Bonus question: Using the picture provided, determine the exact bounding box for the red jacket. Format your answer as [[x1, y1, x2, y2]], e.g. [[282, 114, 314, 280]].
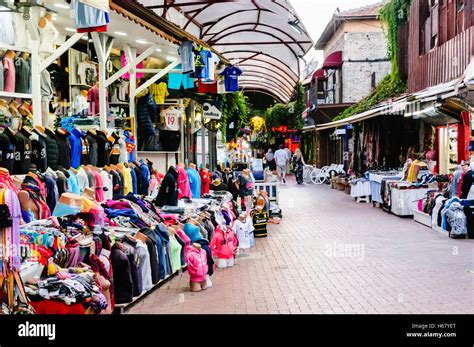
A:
[[200, 169, 211, 197]]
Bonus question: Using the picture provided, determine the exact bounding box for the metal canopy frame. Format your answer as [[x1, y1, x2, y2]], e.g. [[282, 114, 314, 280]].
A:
[[138, 0, 314, 102]]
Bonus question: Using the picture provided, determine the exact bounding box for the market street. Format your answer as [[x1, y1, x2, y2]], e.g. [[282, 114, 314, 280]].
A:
[[128, 178, 474, 314]]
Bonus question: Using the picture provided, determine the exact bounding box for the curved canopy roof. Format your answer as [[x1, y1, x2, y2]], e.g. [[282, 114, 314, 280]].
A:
[[138, 0, 314, 102]]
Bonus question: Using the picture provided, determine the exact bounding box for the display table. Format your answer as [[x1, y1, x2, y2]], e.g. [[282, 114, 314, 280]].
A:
[[368, 172, 402, 204], [390, 186, 436, 216], [350, 179, 371, 198]]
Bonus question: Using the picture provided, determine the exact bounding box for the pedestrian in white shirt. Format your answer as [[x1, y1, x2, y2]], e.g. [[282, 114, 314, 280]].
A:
[[274, 144, 289, 184]]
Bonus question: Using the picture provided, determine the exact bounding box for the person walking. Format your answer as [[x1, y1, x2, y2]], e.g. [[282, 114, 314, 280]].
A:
[[265, 148, 276, 172], [284, 146, 292, 175], [292, 148, 305, 184], [274, 144, 289, 184]]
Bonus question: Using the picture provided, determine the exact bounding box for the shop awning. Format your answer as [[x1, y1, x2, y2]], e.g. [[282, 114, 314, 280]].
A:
[[312, 68, 327, 81], [135, 0, 315, 102], [322, 51, 343, 70], [316, 105, 390, 131]]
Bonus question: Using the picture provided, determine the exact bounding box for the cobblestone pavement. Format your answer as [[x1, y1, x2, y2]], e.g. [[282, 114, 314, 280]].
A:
[[128, 178, 474, 314]]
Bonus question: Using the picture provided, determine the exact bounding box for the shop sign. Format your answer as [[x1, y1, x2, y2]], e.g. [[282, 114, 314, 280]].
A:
[[203, 100, 222, 120], [343, 152, 349, 161], [335, 129, 346, 135]]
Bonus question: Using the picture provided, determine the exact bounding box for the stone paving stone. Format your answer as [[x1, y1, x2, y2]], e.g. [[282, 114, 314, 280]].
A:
[[128, 177, 474, 314]]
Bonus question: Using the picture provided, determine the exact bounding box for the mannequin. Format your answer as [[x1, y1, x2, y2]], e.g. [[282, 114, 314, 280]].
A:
[[8, 100, 21, 130], [154, 166, 179, 207], [188, 243, 208, 292], [18, 190, 40, 220], [3, 50, 16, 93], [34, 125, 45, 134], [52, 193, 83, 217], [186, 163, 201, 199], [18, 101, 33, 120], [199, 167, 211, 197], [38, 12, 59, 55]]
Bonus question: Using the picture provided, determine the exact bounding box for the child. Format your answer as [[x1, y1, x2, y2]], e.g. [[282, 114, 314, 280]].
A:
[[232, 212, 255, 255]]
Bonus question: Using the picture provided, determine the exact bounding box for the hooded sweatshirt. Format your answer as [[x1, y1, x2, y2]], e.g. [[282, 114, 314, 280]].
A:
[[155, 167, 179, 207], [176, 165, 191, 199], [185, 246, 208, 283], [210, 225, 238, 260]]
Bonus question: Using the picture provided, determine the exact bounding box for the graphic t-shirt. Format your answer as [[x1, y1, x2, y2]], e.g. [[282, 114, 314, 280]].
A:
[[220, 66, 242, 92], [232, 218, 255, 249], [193, 46, 212, 79], [149, 82, 169, 105], [250, 209, 268, 238], [178, 40, 195, 73], [160, 108, 181, 131]]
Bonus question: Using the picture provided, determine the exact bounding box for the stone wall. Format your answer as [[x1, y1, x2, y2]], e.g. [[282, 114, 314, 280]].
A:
[[342, 61, 392, 103]]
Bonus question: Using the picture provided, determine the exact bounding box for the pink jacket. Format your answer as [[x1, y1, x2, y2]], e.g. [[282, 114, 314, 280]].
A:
[[185, 246, 208, 283], [176, 229, 192, 257], [210, 226, 239, 260], [177, 165, 191, 199]]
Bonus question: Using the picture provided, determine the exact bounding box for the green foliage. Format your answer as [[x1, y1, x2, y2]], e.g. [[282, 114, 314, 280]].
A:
[[220, 92, 249, 141], [334, 0, 411, 121], [263, 82, 305, 131], [334, 75, 406, 121], [379, 0, 412, 80]]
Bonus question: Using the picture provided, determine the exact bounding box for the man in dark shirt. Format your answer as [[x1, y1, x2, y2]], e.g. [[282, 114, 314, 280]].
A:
[[460, 161, 473, 199]]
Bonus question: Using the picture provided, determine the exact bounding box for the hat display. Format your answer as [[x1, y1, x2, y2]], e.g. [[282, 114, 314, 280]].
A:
[[461, 160, 470, 166]]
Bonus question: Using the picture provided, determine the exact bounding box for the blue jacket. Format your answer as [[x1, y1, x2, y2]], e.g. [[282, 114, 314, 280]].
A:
[[155, 224, 173, 277], [130, 167, 138, 194], [68, 128, 83, 168], [136, 94, 157, 136], [186, 168, 201, 198]]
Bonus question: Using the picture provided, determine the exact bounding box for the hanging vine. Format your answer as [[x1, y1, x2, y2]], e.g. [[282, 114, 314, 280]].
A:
[[379, 0, 412, 81], [334, 0, 411, 121], [220, 92, 249, 141]]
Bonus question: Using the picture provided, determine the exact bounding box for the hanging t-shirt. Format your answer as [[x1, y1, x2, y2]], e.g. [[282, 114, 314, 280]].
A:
[[3, 57, 15, 93], [15, 57, 30, 94], [160, 108, 181, 131], [232, 218, 255, 249], [250, 209, 268, 238], [0, 10, 15, 45], [149, 82, 169, 105], [121, 52, 144, 80], [202, 53, 220, 82], [87, 85, 108, 116], [73, 0, 109, 31], [220, 66, 242, 92], [193, 46, 212, 79], [178, 41, 195, 74]]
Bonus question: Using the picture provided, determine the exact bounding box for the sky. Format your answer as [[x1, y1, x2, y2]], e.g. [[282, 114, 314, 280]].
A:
[[290, 0, 383, 76]]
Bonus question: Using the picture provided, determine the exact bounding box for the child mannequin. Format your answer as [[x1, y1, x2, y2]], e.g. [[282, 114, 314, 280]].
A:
[[232, 211, 255, 255], [186, 243, 208, 292]]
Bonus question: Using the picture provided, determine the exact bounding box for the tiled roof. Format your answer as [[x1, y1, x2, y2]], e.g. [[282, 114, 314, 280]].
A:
[[337, 2, 386, 18]]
